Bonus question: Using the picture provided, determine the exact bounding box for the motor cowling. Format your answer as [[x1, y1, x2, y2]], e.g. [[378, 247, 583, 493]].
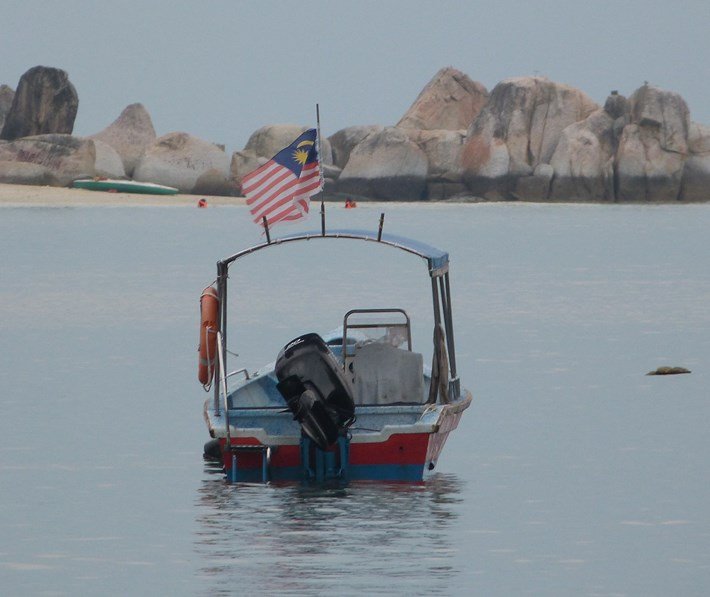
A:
[[275, 333, 356, 450]]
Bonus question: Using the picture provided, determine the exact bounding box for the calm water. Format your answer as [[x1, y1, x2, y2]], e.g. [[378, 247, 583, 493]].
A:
[[1, 201, 709, 596]]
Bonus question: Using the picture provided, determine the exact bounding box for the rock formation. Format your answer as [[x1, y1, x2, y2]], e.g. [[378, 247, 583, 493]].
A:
[[242, 124, 333, 165], [329, 125, 383, 170], [267, 72, 709, 203], [322, 68, 486, 200], [461, 77, 598, 200], [400, 128, 468, 199], [92, 139, 126, 179], [393, 68, 487, 200], [646, 366, 691, 375], [515, 164, 554, 203], [89, 103, 156, 177], [229, 150, 267, 194], [0, 134, 96, 186], [548, 106, 616, 201], [615, 85, 689, 202], [337, 127, 428, 200], [0, 85, 14, 132], [2, 63, 710, 202], [244, 125, 309, 160], [397, 66, 488, 131], [0, 66, 78, 141], [681, 122, 710, 201], [133, 132, 231, 194]]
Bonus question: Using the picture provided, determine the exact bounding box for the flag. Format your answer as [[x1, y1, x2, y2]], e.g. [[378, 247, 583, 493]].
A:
[[242, 128, 322, 228]]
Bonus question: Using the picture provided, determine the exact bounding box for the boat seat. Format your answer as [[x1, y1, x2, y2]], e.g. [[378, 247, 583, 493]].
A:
[[349, 342, 425, 405]]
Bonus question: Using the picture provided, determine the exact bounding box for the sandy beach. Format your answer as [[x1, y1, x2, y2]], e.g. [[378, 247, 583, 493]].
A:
[[0, 182, 247, 207]]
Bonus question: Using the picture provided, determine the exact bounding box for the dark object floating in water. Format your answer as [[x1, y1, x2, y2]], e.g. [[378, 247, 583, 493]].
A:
[[646, 366, 691, 376]]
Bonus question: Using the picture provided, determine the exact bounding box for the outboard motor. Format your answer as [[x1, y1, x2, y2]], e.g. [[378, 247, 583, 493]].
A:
[[275, 333, 356, 450]]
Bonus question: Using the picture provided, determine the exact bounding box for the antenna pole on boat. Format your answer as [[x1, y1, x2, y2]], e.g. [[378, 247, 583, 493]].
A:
[[262, 216, 271, 244], [320, 201, 326, 236], [377, 212, 385, 241]]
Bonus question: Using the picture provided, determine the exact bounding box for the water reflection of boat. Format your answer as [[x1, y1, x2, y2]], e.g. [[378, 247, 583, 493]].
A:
[[194, 473, 463, 594], [198, 215, 472, 483]]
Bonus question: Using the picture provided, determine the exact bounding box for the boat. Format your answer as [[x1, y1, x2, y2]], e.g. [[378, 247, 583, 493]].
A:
[[71, 178, 179, 195], [199, 215, 472, 483]]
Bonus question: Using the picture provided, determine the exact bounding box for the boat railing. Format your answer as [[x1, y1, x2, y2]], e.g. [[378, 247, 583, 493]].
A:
[[342, 308, 412, 350], [225, 368, 250, 382], [449, 377, 461, 401], [342, 308, 412, 374], [215, 330, 232, 446]]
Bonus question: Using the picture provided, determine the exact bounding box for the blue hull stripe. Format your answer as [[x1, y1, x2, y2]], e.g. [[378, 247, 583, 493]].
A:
[[225, 463, 426, 483]]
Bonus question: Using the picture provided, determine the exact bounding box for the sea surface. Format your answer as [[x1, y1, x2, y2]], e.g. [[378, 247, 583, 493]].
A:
[[1, 201, 709, 596]]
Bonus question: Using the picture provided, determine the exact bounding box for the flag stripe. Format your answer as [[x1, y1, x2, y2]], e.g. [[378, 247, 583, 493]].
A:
[[245, 168, 294, 207], [243, 159, 293, 195], [243, 167, 290, 203], [257, 198, 305, 226], [242, 160, 280, 188], [252, 178, 320, 223], [250, 174, 317, 220], [249, 166, 320, 219], [248, 163, 319, 212], [242, 129, 322, 230]]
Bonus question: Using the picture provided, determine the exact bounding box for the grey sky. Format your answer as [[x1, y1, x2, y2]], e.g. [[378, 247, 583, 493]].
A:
[[3, 1, 709, 153]]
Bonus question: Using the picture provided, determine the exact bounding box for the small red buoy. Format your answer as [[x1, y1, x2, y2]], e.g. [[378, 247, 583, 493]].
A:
[[198, 198, 207, 208]]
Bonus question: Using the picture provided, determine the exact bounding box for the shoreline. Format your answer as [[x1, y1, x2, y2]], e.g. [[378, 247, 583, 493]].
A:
[[0, 182, 707, 208], [0, 183, 247, 207]]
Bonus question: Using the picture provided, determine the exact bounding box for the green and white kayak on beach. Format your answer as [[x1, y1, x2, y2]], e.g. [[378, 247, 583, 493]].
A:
[[72, 178, 179, 195]]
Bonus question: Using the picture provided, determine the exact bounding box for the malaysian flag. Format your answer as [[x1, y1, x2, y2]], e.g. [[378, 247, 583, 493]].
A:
[[242, 128, 323, 228]]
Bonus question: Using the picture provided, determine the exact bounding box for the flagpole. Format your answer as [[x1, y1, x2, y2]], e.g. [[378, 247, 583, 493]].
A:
[[316, 103, 323, 189], [316, 103, 325, 234], [316, 104, 323, 192]]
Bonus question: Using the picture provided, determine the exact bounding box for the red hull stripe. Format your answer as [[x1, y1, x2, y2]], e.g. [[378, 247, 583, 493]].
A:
[[222, 433, 431, 470]]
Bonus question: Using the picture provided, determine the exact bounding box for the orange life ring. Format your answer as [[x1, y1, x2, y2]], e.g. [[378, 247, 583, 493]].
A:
[[198, 286, 220, 386]]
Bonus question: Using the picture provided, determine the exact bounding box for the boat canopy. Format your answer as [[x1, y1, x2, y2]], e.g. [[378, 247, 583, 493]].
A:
[[214, 225, 460, 413], [221, 229, 449, 277]]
